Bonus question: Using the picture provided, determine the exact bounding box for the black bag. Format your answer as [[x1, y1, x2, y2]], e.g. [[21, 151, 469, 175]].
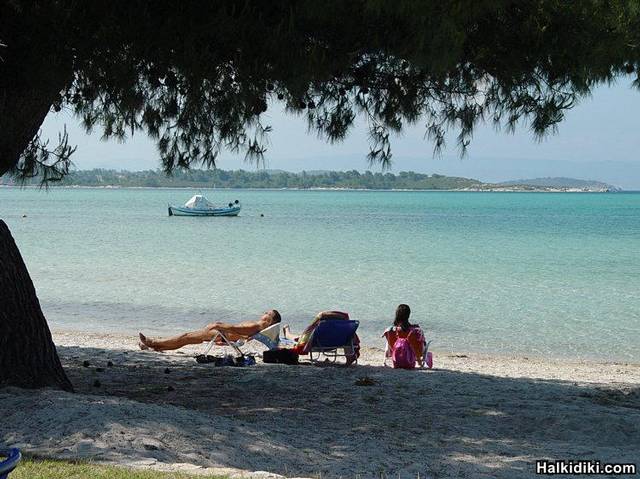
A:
[[262, 348, 299, 365]]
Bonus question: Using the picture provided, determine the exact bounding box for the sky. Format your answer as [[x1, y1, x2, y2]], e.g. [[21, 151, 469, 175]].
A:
[[41, 79, 640, 189]]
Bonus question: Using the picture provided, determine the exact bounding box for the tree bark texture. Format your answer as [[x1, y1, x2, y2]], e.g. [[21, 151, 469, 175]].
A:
[[0, 219, 73, 392]]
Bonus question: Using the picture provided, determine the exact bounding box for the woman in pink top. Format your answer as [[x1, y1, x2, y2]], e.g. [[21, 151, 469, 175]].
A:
[[383, 304, 428, 367]]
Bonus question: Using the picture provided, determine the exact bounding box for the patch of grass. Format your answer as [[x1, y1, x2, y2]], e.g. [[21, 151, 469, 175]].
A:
[[10, 458, 230, 479]]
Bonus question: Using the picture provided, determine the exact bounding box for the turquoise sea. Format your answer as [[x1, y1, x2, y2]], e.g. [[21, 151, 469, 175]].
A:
[[1, 187, 639, 361]]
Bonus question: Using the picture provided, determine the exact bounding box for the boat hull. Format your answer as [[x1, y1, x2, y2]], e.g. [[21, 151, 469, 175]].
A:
[[168, 205, 241, 216]]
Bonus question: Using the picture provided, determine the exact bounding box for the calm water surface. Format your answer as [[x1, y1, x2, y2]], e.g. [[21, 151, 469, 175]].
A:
[[1, 187, 639, 361]]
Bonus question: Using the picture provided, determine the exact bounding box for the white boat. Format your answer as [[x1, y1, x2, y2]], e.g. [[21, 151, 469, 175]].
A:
[[168, 194, 241, 217]]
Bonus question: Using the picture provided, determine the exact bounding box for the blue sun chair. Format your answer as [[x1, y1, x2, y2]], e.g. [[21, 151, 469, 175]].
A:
[[0, 448, 21, 479], [308, 319, 360, 364]]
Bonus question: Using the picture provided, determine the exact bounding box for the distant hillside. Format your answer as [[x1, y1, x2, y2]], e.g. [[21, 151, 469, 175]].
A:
[[499, 177, 621, 191], [1, 169, 621, 192], [1, 168, 482, 190]]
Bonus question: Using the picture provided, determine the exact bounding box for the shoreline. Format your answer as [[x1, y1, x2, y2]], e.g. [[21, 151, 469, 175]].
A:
[[0, 184, 626, 193], [50, 329, 640, 380], [3, 329, 639, 478], [50, 327, 640, 366]]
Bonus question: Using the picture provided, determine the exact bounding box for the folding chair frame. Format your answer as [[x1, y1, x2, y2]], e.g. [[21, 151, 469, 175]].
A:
[[0, 448, 21, 479], [200, 323, 281, 358], [309, 339, 358, 364], [202, 331, 245, 357]]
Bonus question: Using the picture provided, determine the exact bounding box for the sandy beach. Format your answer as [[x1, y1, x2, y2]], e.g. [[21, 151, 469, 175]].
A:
[[1, 330, 639, 478]]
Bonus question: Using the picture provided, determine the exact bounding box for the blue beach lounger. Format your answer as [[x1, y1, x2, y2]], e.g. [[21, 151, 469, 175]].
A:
[[0, 448, 21, 479], [307, 319, 360, 363]]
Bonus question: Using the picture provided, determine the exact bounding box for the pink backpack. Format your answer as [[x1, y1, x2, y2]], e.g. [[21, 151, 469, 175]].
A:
[[391, 334, 416, 369]]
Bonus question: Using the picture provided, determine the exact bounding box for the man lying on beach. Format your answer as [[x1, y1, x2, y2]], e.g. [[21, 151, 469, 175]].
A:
[[138, 309, 281, 351]]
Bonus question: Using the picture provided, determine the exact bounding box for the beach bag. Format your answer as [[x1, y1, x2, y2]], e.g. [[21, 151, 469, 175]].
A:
[[263, 348, 299, 365], [391, 335, 416, 369]]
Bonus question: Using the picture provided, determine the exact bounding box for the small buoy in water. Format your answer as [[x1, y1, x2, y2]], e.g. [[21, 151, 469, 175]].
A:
[[22, 214, 27, 218], [260, 213, 264, 217]]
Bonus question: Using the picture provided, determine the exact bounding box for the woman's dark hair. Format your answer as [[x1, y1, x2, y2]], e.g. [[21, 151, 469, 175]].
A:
[[394, 304, 411, 331], [270, 309, 282, 323]]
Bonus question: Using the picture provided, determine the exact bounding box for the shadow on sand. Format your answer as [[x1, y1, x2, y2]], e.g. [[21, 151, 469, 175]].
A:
[[1, 344, 639, 478]]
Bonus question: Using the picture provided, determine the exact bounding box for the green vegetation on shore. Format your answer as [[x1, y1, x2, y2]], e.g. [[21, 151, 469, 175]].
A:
[[11, 458, 228, 479], [1, 168, 620, 191], [4, 168, 482, 190]]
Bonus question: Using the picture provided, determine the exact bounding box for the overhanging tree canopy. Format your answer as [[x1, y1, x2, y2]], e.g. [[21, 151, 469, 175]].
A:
[[2, 0, 639, 184], [1, 0, 640, 391]]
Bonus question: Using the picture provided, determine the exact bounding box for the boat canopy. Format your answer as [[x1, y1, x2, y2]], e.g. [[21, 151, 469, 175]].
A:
[[184, 195, 214, 209]]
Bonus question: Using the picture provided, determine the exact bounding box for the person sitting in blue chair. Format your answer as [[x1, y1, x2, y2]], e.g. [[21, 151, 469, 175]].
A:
[[283, 311, 360, 365]]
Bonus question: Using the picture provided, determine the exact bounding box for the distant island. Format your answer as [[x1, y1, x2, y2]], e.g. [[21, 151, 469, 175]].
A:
[[0, 169, 621, 192], [496, 177, 619, 191]]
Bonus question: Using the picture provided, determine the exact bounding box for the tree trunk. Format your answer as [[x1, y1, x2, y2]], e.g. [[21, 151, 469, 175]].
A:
[[0, 220, 73, 392]]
